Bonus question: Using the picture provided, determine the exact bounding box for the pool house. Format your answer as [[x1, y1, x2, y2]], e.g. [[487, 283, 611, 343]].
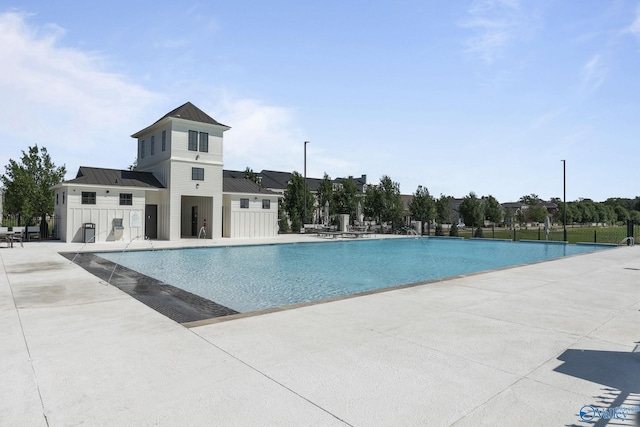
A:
[[52, 102, 280, 242]]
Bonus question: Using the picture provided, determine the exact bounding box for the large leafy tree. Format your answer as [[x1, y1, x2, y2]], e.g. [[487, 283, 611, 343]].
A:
[[409, 185, 435, 234], [333, 176, 358, 219], [483, 195, 503, 226], [436, 195, 453, 225], [459, 192, 484, 234], [378, 175, 404, 232], [519, 194, 541, 206], [316, 173, 334, 213], [363, 184, 383, 224], [2, 145, 66, 225], [282, 171, 314, 230], [519, 193, 546, 224]]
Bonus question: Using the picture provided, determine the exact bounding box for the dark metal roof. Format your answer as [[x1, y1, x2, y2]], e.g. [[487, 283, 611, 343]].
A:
[[153, 102, 229, 128], [223, 177, 278, 195], [65, 167, 165, 188], [259, 170, 324, 192], [223, 170, 248, 180]]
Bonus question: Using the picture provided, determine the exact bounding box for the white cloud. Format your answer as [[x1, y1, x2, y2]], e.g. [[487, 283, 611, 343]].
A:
[[0, 11, 163, 177], [0, 10, 351, 183], [459, 0, 524, 64], [213, 95, 357, 177], [214, 97, 304, 172], [581, 54, 607, 92], [627, 6, 640, 39]]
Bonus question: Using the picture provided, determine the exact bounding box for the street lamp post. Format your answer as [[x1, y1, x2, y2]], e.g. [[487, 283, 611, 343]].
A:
[[304, 141, 309, 230], [561, 159, 567, 241]]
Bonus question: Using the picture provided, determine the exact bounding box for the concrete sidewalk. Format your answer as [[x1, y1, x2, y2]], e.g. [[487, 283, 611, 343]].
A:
[[1, 238, 639, 426]]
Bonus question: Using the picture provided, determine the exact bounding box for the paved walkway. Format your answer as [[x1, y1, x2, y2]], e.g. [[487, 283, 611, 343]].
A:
[[1, 237, 639, 426]]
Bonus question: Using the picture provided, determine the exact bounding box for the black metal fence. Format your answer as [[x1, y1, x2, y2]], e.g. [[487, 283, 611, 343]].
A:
[[426, 222, 639, 245], [1, 215, 61, 240]]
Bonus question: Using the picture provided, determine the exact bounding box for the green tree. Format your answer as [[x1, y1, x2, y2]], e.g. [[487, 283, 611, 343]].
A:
[[614, 205, 629, 223], [378, 175, 404, 232], [316, 173, 334, 216], [243, 167, 261, 186], [333, 176, 358, 220], [526, 205, 547, 224], [278, 200, 289, 233], [1, 145, 66, 226], [504, 207, 515, 228], [519, 194, 541, 206], [363, 185, 383, 224], [409, 185, 435, 234], [283, 171, 314, 227], [483, 195, 503, 226], [436, 195, 453, 225], [459, 192, 484, 235]]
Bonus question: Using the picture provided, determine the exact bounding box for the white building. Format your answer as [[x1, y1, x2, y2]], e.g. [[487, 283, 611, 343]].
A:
[[53, 102, 280, 242]]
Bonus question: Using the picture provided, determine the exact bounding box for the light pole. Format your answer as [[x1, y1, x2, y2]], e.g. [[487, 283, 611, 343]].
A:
[[304, 141, 309, 229], [561, 159, 567, 241]]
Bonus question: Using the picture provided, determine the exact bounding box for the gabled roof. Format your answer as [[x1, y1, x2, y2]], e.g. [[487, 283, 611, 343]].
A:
[[62, 167, 165, 188], [258, 170, 333, 192], [131, 102, 229, 137], [153, 102, 229, 127], [223, 170, 248, 180], [259, 170, 292, 190], [223, 177, 278, 195]]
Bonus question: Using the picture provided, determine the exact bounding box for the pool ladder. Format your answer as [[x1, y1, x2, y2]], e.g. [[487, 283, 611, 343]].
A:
[[619, 237, 634, 246]]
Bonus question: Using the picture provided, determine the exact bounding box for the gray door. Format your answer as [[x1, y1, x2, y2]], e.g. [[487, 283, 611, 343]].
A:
[[145, 205, 158, 239]]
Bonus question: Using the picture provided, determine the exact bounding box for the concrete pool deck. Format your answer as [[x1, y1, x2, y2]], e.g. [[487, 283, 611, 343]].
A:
[[1, 236, 639, 426]]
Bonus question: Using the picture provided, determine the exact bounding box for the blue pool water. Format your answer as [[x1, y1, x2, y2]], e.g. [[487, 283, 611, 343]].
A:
[[96, 238, 611, 313]]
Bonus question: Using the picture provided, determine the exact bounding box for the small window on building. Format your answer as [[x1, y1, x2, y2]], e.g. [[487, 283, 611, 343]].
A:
[[162, 130, 166, 151], [192, 167, 204, 181], [62, 192, 65, 204], [240, 198, 249, 209], [119, 193, 133, 206], [188, 130, 198, 151], [81, 192, 96, 205], [199, 132, 208, 152], [56, 193, 59, 205], [140, 140, 145, 158], [150, 135, 155, 155], [262, 199, 270, 209]]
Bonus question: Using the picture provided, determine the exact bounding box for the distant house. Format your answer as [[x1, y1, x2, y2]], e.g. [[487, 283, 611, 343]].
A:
[[53, 102, 279, 242], [502, 200, 558, 225]]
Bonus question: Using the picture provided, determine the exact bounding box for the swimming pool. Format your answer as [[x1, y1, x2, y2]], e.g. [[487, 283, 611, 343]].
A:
[[96, 238, 611, 314]]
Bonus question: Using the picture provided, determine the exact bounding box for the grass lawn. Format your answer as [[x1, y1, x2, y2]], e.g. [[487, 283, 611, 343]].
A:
[[437, 225, 633, 245]]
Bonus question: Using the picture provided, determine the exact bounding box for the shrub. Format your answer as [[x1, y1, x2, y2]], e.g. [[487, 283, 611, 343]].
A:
[[291, 215, 301, 233], [279, 216, 289, 233], [474, 227, 483, 238], [435, 224, 444, 236], [449, 223, 459, 237]]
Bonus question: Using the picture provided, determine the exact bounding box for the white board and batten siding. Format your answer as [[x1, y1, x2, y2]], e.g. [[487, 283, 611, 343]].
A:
[[223, 193, 279, 238], [61, 186, 149, 243]]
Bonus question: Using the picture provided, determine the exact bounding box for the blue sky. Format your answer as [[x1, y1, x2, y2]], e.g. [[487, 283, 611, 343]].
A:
[[1, 1, 639, 202]]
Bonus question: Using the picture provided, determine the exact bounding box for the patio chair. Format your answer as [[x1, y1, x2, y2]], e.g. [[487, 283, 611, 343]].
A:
[[0, 227, 9, 247], [26, 226, 40, 241], [11, 226, 25, 247]]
